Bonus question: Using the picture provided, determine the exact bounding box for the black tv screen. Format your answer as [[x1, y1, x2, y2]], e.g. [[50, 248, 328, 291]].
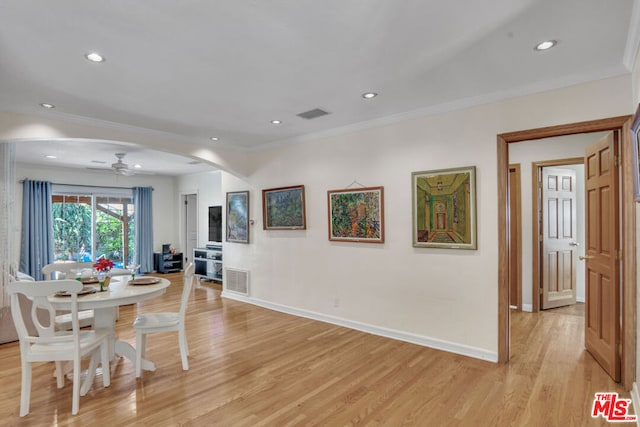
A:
[[208, 206, 222, 242]]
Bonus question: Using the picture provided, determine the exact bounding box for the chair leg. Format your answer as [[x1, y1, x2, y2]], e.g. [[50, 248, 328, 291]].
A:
[[72, 358, 80, 415], [55, 361, 65, 388], [19, 359, 31, 417], [178, 328, 189, 370], [101, 342, 111, 388], [81, 351, 99, 397], [135, 331, 145, 378]]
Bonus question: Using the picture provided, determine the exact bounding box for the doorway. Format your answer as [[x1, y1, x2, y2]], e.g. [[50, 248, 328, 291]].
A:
[[497, 115, 636, 389], [181, 193, 198, 265]]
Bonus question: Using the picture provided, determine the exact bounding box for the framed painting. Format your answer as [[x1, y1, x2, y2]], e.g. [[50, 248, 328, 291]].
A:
[[226, 191, 249, 243], [412, 166, 477, 249], [327, 186, 384, 243], [631, 102, 640, 202], [262, 185, 306, 230]]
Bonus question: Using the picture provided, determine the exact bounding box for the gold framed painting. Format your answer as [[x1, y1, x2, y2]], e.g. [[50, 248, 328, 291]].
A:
[[411, 166, 477, 249], [327, 186, 384, 243]]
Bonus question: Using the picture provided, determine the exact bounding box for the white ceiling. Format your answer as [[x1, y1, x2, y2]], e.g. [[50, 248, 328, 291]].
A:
[[1, 0, 638, 174]]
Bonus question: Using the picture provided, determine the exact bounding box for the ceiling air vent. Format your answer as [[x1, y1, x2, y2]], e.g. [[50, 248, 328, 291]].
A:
[[296, 108, 330, 120]]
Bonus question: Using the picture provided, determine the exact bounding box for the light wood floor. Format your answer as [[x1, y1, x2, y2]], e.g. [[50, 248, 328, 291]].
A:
[[0, 274, 631, 426]]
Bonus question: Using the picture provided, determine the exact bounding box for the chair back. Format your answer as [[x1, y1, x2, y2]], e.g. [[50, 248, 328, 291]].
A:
[[42, 262, 94, 280], [7, 280, 83, 343], [179, 263, 195, 319]]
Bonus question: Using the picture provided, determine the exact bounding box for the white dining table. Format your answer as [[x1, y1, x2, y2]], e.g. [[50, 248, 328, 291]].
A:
[[49, 275, 170, 391]]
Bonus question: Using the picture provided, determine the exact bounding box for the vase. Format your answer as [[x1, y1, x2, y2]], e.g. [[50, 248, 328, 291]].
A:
[[98, 271, 111, 292]]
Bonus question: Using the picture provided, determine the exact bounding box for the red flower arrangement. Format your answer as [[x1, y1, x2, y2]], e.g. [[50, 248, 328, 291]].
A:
[[94, 257, 114, 272]]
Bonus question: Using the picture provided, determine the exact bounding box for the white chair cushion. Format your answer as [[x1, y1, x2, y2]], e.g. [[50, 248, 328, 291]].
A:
[[134, 313, 180, 328], [16, 272, 35, 281]]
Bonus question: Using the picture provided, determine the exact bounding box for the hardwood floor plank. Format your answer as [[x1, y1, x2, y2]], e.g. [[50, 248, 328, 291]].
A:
[[0, 278, 631, 425]]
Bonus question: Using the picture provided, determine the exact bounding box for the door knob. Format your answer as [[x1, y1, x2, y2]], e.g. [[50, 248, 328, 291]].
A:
[[569, 241, 580, 246], [579, 255, 594, 260]]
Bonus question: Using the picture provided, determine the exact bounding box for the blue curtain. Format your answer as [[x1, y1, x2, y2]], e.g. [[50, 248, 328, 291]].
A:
[[20, 180, 53, 280], [133, 187, 154, 273]]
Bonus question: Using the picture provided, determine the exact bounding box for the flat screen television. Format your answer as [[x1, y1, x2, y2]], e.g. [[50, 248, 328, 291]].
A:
[[208, 206, 222, 243]]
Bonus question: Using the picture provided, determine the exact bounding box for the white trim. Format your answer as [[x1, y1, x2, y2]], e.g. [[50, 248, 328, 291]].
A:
[[522, 304, 533, 312], [623, 0, 640, 71], [631, 382, 640, 427], [576, 297, 585, 303], [221, 291, 498, 363]]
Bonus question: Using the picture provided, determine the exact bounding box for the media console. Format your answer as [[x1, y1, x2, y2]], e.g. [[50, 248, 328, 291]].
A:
[[193, 244, 222, 281]]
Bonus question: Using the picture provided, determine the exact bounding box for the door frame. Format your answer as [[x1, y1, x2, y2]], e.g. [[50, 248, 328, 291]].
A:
[[508, 164, 522, 310], [497, 115, 636, 390], [531, 157, 584, 312]]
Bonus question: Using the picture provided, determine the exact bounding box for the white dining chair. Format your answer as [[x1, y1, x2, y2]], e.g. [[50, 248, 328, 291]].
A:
[[133, 262, 195, 377], [42, 262, 95, 330], [7, 279, 111, 416]]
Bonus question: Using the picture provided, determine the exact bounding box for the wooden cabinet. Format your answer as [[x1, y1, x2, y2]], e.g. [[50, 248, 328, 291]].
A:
[[154, 252, 183, 273]]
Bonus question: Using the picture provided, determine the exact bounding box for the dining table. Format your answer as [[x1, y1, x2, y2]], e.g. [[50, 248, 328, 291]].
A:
[[49, 275, 171, 393]]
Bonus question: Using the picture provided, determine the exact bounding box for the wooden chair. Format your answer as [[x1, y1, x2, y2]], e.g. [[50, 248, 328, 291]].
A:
[[7, 279, 111, 416], [133, 262, 195, 377], [42, 262, 95, 330]]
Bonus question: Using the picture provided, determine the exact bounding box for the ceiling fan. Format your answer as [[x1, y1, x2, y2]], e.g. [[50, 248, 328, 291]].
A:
[[87, 152, 150, 176]]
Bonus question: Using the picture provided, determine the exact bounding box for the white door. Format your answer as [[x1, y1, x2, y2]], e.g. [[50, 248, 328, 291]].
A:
[[184, 194, 198, 264]]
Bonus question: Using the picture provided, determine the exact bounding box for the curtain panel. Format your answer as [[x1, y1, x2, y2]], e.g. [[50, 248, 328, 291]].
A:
[[133, 187, 154, 273], [19, 180, 54, 280]]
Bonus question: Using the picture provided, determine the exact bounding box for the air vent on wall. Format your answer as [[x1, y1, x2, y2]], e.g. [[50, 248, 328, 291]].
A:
[[225, 268, 249, 296], [296, 108, 330, 120]]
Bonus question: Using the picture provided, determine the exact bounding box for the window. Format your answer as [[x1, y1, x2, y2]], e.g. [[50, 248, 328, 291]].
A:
[[52, 189, 135, 268]]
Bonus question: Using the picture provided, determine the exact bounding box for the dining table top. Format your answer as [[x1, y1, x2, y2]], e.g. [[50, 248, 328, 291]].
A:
[[49, 276, 171, 310]]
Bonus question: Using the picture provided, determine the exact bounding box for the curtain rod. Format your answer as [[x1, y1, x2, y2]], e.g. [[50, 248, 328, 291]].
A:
[[18, 180, 154, 191]]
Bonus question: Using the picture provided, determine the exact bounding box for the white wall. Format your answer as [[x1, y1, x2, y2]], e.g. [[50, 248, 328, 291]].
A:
[[509, 134, 605, 310], [222, 75, 633, 361], [13, 162, 179, 265], [176, 171, 223, 250]]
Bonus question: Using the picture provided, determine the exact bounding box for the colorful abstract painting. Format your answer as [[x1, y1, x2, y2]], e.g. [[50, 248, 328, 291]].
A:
[[262, 185, 306, 230], [327, 187, 384, 243], [226, 191, 249, 243], [411, 166, 477, 249]]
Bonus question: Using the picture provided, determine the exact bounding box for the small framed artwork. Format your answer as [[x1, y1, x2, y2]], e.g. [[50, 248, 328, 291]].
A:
[[262, 185, 306, 230], [412, 166, 477, 249], [327, 186, 384, 243], [226, 191, 249, 243], [631, 103, 640, 202]]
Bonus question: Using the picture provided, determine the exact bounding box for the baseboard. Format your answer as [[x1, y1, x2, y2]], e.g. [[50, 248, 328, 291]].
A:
[[221, 291, 498, 363], [632, 383, 640, 426], [522, 304, 533, 312], [576, 297, 585, 303]]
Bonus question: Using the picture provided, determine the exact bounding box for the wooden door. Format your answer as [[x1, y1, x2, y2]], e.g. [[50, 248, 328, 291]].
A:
[[541, 167, 577, 309], [584, 131, 620, 381]]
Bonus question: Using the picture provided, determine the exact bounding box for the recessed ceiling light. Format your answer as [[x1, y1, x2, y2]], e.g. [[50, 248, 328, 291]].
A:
[[270, 120, 282, 125], [134, 164, 142, 169], [45, 155, 57, 159], [85, 52, 105, 63], [210, 137, 219, 141], [40, 103, 55, 109], [534, 40, 557, 51], [362, 92, 378, 99]]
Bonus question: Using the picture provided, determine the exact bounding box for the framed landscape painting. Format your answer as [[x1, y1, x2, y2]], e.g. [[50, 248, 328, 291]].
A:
[[327, 186, 384, 243], [262, 185, 306, 230], [226, 191, 249, 243], [412, 166, 477, 249]]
